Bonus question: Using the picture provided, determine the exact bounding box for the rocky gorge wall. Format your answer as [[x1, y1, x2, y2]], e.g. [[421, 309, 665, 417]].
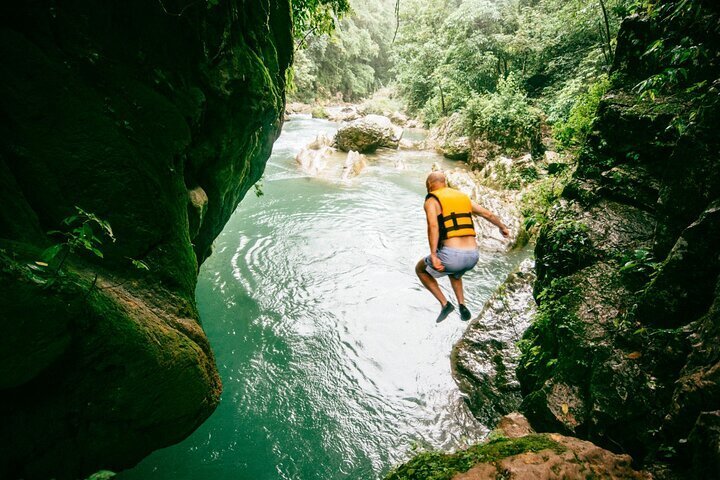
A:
[[0, 1, 292, 478], [514, 1, 720, 476]]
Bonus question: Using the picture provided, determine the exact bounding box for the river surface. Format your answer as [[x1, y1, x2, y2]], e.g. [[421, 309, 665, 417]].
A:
[[120, 116, 527, 480]]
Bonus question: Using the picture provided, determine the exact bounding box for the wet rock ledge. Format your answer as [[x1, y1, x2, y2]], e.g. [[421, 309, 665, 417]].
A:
[[452, 259, 537, 426], [0, 1, 292, 478]]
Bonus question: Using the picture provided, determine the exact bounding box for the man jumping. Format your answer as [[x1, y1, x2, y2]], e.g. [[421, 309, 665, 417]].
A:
[[415, 171, 510, 323]]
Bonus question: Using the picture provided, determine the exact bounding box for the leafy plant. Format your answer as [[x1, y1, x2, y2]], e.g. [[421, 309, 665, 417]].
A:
[[520, 168, 573, 234], [619, 248, 659, 277], [554, 75, 611, 149], [40, 207, 115, 273], [464, 74, 544, 156], [292, 0, 350, 45]]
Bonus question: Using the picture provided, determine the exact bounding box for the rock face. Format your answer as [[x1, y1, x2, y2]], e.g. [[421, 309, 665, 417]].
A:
[[325, 105, 362, 123], [453, 259, 537, 426], [341, 151, 367, 180], [516, 3, 720, 472], [0, 1, 292, 478], [442, 168, 525, 252], [335, 114, 403, 153], [427, 113, 471, 160], [385, 413, 650, 480]]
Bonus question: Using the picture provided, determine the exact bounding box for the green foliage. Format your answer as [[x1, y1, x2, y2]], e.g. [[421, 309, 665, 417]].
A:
[[292, 0, 351, 42], [536, 216, 594, 286], [290, 0, 395, 102], [384, 435, 564, 480], [393, 0, 631, 130], [518, 277, 583, 391], [629, 0, 716, 111], [130, 259, 150, 271], [554, 75, 611, 149], [41, 207, 115, 272], [359, 88, 405, 115], [619, 248, 659, 278], [520, 167, 573, 234], [464, 74, 543, 156]]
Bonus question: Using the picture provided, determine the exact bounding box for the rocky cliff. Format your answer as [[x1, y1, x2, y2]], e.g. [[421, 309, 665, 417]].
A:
[[516, 1, 719, 476], [0, 1, 292, 478]]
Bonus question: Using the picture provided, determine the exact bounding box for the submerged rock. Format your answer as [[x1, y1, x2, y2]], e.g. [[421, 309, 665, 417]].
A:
[[453, 259, 537, 426], [307, 133, 335, 150], [341, 150, 367, 180], [296, 145, 334, 176], [335, 115, 403, 153]]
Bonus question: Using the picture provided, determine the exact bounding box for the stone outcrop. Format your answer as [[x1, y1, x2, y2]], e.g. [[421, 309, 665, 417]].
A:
[[385, 413, 650, 480], [426, 113, 471, 160], [0, 1, 292, 478], [442, 168, 525, 252], [296, 146, 334, 176], [341, 151, 367, 180], [325, 105, 362, 123], [453, 259, 537, 426], [335, 114, 403, 153], [516, 2, 720, 473]]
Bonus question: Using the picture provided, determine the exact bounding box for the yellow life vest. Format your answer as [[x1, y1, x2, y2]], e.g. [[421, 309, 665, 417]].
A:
[[426, 187, 476, 240]]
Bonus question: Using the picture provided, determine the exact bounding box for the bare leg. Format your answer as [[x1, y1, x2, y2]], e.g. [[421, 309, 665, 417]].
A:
[[415, 259, 448, 306], [449, 276, 465, 305]]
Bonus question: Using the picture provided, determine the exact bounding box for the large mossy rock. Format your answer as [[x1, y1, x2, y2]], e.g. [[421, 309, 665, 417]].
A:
[[384, 413, 650, 480], [426, 112, 471, 160], [516, 3, 720, 473], [335, 114, 403, 153], [0, 1, 292, 478]]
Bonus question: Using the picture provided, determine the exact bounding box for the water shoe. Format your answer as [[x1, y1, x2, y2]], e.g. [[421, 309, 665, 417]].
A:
[[436, 303, 455, 323]]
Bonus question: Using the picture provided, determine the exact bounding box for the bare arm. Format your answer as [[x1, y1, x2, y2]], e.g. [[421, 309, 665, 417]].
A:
[[471, 201, 510, 237], [424, 198, 445, 271]]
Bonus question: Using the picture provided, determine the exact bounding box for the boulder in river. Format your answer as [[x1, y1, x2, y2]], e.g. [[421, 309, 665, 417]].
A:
[[452, 259, 536, 426], [326, 105, 362, 123], [389, 110, 408, 126], [341, 150, 367, 180], [335, 115, 403, 153], [426, 112, 471, 160], [296, 145, 334, 176], [307, 133, 335, 150]]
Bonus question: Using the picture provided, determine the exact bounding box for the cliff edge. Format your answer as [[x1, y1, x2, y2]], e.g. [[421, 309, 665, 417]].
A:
[[0, 1, 292, 478]]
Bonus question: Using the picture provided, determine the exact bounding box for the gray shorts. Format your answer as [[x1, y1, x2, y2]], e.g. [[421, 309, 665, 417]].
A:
[[424, 246, 479, 279]]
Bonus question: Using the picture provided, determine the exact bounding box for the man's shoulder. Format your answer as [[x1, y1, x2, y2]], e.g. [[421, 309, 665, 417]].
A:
[[424, 195, 441, 211]]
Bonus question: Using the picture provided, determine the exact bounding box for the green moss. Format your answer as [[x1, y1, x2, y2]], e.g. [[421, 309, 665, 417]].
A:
[[534, 215, 596, 294], [384, 435, 565, 480], [517, 277, 584, 393], [520, 168, 574, 235]]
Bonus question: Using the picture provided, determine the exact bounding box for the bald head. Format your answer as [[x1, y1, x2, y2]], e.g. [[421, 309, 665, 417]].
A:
[[426, 171, 447, 193]]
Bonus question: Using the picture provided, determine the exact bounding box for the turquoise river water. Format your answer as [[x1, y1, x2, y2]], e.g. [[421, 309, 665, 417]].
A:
[[119, 116, 528, 480]]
